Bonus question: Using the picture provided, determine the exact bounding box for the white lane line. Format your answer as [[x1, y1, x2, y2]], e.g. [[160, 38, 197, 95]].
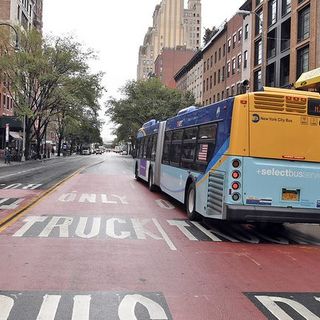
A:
[[152, 218, 177, 251], [36, 295, 61, 320], [191, 221, 222, 242]]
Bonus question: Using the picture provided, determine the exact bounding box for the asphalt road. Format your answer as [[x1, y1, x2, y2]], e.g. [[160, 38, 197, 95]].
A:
[[0, 152, 319, 320]]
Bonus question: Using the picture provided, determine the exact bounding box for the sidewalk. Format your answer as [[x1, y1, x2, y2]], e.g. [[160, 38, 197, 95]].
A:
[[0, 154, 59, 168]]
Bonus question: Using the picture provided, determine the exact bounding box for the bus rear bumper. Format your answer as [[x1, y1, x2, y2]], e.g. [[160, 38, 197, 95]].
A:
[[226, 204, 320, 223]]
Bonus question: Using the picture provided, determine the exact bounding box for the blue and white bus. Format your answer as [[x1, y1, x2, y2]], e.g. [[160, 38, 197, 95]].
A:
[[134, 87, 320, 223]]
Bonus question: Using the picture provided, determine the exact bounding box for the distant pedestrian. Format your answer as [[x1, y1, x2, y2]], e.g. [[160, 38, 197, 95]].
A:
[[4, 147, 11, 164]]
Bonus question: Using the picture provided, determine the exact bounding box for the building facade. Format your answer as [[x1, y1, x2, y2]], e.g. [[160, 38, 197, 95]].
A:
[[137, 0, 201, 80], [250, 0, 320, 91], [154, 47, 196, 88], [174, 50, 203, 104]]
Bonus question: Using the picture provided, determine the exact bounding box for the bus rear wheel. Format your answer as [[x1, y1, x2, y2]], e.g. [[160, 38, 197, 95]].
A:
[[134, 163, 140, 181], [186, 182, 199, 221]]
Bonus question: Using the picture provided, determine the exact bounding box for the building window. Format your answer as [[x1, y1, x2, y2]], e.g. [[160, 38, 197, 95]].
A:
[[227, 61, 231, 77], [254, 69, 262, 91], [282, 0, 291, 16], [266, 62, 276, 87], [227, 38, 231, 52], [223, 44, 226, 56], [297, 45, 309, 78], [244, 24, 249, 39], [214, 51, 217, 63], [238, 29, 242, 42], [298, 5, 310, 42], [214, 72, 217, 86], [210, 55, 213, 68], [218, 48, 221, 60], [231, 85, 235, 96], [232, 58, 236, 75], [217, 93, 220, 101], [233, 34, 237, 48], [218, 69, 221, 83], [244, 50, 248, 68], [210, 76, 212, 89], [254, 40, 262, 66], [255, 9, 263, 36], [280, 55, 290, 87], [281, 19, 291, 52], [256, 0, 262, 6], [268, 0, 278, 26], [237, 54, 242, 69], [203, 61, 206, 71], [222, 66, 225, 81], [267, 29, 277, 58], [221, 91, 224, 100]]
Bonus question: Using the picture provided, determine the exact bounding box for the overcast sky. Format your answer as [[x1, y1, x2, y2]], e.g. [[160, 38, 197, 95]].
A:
[[43, 0, 245, 141]]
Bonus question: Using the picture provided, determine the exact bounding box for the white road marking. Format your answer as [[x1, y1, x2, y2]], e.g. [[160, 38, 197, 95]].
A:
[[39, 217, 73, 238], [106, 218, 131, 239], [129, 181, 136, 190], [71, 295, 91, 320], [152, 218, 177, 251], [13, 216, 47, 237], [168, 220, 198, 241], [255, 295, 320, 320], [36, 295, 61, 320], [155, 199, 175, 210], [75, 217, 101, 239], [118, 294, 168, 320], [0, 295, 14, 320], [191, 222, 222, 242]]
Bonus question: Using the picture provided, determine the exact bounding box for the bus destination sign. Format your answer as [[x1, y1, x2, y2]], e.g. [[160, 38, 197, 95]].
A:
[[308, 99, 320, 116]]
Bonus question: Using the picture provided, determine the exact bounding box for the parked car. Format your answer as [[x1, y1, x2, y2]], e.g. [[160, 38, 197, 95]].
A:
[[81, 148, 90, 155], [120, 150, 128, 155], [95, 149, 102, 154]]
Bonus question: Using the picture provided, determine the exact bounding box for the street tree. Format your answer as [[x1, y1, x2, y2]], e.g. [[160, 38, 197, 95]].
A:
[[106, 78, 195, 145], [0, 29, 104, 159]]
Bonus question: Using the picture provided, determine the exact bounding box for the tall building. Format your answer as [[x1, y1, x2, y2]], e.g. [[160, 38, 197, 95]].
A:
[[137, 0, 201, 80]]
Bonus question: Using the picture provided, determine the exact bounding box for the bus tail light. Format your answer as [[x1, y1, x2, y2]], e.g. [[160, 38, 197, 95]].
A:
[[232, 170, 240, 179], [232, 159, 241, 168], [232, 182, 240, 190]]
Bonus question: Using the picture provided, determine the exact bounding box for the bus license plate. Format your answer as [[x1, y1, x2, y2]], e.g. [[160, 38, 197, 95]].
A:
[[282, 189, 300, 201]]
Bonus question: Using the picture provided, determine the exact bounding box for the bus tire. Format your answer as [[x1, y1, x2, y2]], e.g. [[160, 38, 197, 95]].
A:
[[185, 182, 199, 221], [148, 168, 156, 192]]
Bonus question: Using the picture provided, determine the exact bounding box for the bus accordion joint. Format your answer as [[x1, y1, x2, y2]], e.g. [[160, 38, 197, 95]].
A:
[[282, 155, 306, 160]]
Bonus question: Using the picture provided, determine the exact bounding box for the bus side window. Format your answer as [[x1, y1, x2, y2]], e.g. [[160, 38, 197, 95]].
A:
[[169, 129, 183, 167], [181, 126, 198, 170], [143, 136, 149, 159], [138, 138, 144, 158], [195, 124, 218, 172], [146, 135, 153, 160], [162, 131, 172, 164]]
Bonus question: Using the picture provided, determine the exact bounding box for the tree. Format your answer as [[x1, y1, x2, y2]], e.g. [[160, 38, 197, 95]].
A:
[[203, 26, 219, 45], [106, 78, 195, 144], [0, 29, 104, 159]]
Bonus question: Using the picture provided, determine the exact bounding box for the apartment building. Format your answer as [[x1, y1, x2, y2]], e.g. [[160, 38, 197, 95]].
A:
[[154, 47, 196, 89], [137, 0, 201, 80], [249, 0, 319, 90], [174, 50, 203, 104]]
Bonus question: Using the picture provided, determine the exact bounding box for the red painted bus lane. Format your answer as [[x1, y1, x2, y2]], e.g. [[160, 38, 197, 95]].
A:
[[1, 170, 320, 319]]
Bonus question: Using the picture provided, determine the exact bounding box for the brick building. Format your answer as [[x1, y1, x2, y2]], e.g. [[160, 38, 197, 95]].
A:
[[154, 47, 196, 89], [248, 0, 320, 90]]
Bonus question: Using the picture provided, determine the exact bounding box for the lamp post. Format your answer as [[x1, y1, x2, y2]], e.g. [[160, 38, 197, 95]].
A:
[[236, 9, 264, 90]]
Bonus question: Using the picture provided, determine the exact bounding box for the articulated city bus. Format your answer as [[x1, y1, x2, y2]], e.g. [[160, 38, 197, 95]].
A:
[[134, 87, 320, 223]]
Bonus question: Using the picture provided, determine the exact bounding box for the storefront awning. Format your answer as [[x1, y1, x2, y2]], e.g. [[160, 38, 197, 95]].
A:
[[9, 131, 22, 140], [0, 116, 23, 130], [294, 67, 320, 91]]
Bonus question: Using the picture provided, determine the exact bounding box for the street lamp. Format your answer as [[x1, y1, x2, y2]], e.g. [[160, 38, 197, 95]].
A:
[[236, 9, 264, 90]]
